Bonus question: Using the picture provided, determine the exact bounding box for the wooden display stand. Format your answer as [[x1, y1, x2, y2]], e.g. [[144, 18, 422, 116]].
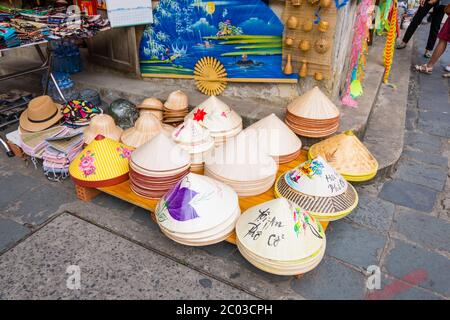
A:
[[74, 150, 329, 245]]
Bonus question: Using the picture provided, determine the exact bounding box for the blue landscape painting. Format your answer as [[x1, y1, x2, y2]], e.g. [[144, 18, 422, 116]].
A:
[[139, 0, 297, 81]]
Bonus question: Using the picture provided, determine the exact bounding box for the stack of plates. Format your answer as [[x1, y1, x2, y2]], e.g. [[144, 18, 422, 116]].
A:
[[185, 96, 242, 146], [121, 113, 163, 148], [285, 86, 340, 138], [137, 97, 164, 121], [204, 132, 278, 197], [308, 131, 379, 182], [163, 90, 189, 126], [274, 156, 358, 221], [244, 113, 302, 164], [155, 173, 240, 246], [129, 133, 191, 199], [236, 198, 326, 275], [172, 119, 215, 173]]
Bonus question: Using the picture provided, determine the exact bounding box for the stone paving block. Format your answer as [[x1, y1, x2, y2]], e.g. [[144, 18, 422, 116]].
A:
[[0, 218, 30, 252], [0, 214, 255, 299], [345, 194, 395, 233], [2, 184, 76, 226], [384, 239, 450, 297], [0, 173, 39, 208], [379, 179, 438, 212], [401, 150, 449, 169], [290, 256, 367, 300], [393, 159, 447, 191], [418, 111, 450, 138], [392, 208, 450, 254], [404, 131, 442, 154], [325, 220, 386, 269], [418, 95, 449, 113]]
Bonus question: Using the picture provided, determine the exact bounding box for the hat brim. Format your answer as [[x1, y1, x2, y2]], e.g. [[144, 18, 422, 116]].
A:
[[19, 104, 63, 133], [83, 126, 123, 144]]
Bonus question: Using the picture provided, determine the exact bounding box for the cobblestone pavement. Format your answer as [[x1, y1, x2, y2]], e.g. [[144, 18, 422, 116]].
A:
[[0, 27, 448, 299]]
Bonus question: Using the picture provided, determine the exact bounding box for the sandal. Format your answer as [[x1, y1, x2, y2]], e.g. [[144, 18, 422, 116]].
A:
[[424, 51, 432, 58], [414, 64, 433, 74], [396, 42, 407, 49], [443, 73, 450, 78]]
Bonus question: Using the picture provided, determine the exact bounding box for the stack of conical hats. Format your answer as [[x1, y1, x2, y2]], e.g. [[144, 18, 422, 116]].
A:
[[69, 135, 132, 188], [155, 173, 240, 246], [129, 133, 191, 199], [186, 96, 242, 146], [275, 156, 358, 221], [285, 86, 340, 138], [172, 119, 215, 173], [245, 113, 302, 164], [83, 114, 123, 144], [204, 132, 278, 197], [137, 97, 164, 121], [236, 198, 326, 275], [163, 90, 189, 126], [121, 113, 163, 148], [308, 131, 379, 182]]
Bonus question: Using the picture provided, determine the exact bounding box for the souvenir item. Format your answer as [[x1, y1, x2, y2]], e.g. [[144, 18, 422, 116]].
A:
[[138, 97, 164, 120], [69, 135, 132, 188], [186, 96, 242, 146], [19, 96, 63, 132], [83, 114, 123, 144], [155, 173, 240, 246], [163, 91, 189, 125], [315, 38, 330, 54], [275, 156, 358, 221], [244, 113, 302, 164], [109, 99, 139, 129], [121, 113, 163, 148], [236, 198, 326, 275], [284, 54, 293, 75], [308, 131, 378, 181], [285, 86, 340, 138], [62, 99, 102, 126], [20, 126, 66, 158], [130, 133, 191, 199], [287, 16, 299, 29], [79, 89, 101, 106]]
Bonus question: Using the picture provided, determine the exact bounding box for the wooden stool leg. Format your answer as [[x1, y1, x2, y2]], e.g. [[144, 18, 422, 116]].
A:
[[75, 185, 100, 202]]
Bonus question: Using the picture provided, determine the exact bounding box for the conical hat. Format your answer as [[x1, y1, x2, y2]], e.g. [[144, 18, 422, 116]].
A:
[[172, 119, 215, 154], [236, 198, 325, 262], [121, 113, 162, 148], [155, 173, 239, 234], [245, 113, 302, 158], [131, 133, 190, 172], [69, 135, 132, 187], [83, 114, 123, 144], [308, 131, 378, 180], [205, 132, 278, 182], [186, 96, 242, 133], [287, 87, 340, 120]]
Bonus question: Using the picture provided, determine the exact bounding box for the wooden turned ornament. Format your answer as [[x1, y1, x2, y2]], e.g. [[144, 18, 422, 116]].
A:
[[318, 20, 329, 33], [287, 16, 299, 29], [284, 54, 293, 75], [299, 60, 308, 78], [315, 38, 330, 54], [299, 40, 311, 52], [315, 72, 324, 81], [308, 0, 320, 4], [303, 20, 314, 32], [291, 0, 303, 5], [319, 0, 332, 8], [285, 37, 294, 46]]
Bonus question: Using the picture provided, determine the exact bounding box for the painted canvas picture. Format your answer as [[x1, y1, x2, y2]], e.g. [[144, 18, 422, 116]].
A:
[[139, 0, 297, 82]]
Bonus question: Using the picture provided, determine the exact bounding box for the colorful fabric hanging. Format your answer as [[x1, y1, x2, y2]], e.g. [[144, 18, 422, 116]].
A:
[[383, 0, 398, 84]]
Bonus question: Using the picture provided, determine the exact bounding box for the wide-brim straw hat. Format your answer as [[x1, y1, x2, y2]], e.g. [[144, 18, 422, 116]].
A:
[[20, 95, 63, 132], [83, 114, 123, 144], [121, 113, 163, 148]]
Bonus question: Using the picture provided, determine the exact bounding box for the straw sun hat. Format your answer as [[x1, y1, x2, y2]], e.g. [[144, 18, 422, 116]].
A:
[[83, 114, 123, 144], [19, 96, 63, 132]]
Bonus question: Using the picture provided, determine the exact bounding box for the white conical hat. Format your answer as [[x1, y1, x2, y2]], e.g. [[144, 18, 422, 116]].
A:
[[131, 133, 190, 172], [155, 173, 239, 234], [282, 156, 347, 197], [287, 86, 340, 120], [186, 96, 242, 133], [245, 113, 302, 157], [205, 131, 278, 182], [172, 119, 212, 145], [236, 198, 325, 261]]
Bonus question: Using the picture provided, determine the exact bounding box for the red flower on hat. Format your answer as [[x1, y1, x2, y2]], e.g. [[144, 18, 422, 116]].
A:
[[193, 108, 207, 122]]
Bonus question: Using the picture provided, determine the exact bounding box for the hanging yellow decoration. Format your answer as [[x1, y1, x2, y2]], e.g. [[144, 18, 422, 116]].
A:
[[205, 2, 216, 15], [383, 0, 397, 84]]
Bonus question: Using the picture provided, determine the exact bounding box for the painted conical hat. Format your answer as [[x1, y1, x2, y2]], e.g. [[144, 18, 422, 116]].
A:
[[131, 133, 190, 172], [186, 96, 242, 133], [205, 132, 278, 182], [121, 113, 162, 148], [308, 131, 378, 180], [172, 119, 215, 154], [275, 156, 358, 221], [83, 114, 123, 144], [287, 86, 340, 120], [236, 198, 325, 262], [245, 113, 302, 157], [69, 135, 132, 188], [155, 173, 239, 234]]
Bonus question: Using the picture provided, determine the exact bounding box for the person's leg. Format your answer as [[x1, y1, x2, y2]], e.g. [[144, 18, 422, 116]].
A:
[[425, 5, 445, 51], [401, 3, 433, 45], [427, 39, 448, 68]]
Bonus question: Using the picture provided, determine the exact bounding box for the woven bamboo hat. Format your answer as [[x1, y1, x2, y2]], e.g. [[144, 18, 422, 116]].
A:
[[308, 131, 379, 181], [287, 86, 340, 119], [83, 114, 123, 144], [69, 135, 132, 188], [164, 90, 189, 111], [19, 96, 63, 132], [275, 156, 358, 221], [138, 97, 164, 111], [121, 113, 162, 148], [236, 198, 326, 275]]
